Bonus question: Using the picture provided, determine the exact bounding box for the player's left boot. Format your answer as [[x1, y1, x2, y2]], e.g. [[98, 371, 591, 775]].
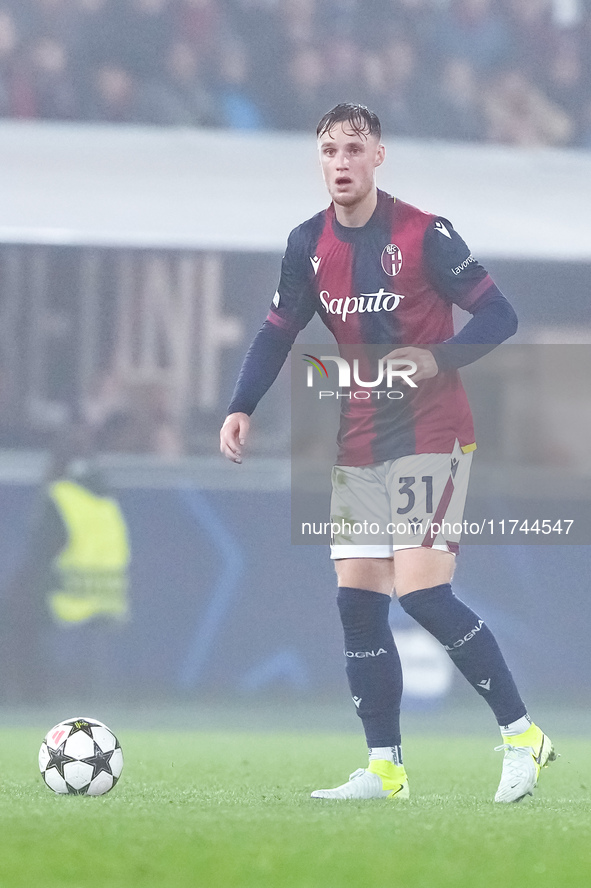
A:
[[311, 759, 409, 800], [494, 723, 557, 803]]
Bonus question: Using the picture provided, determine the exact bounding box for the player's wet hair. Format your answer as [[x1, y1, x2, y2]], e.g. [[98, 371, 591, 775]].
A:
[[317, 103, 381, 141]]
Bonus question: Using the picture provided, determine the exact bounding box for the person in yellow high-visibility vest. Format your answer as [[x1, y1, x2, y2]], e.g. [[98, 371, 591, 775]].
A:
[[47, 477, 130, 625], [1, 426, 130, 703]]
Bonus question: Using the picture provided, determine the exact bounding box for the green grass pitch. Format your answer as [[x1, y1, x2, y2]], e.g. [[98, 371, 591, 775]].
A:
[[0, 725, 590, 888]]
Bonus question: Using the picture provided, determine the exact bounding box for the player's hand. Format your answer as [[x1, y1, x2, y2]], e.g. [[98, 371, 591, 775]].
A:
[[220, 412, 250, 464], [383, 346, 439, 383]]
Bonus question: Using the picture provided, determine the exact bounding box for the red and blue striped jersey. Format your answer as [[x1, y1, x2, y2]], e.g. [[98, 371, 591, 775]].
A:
[[266, 191, 509, 465], [230, 190, 517, 466]]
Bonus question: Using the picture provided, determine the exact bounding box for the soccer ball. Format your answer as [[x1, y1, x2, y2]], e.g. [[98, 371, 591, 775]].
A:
[[39, 716, 123, 796]]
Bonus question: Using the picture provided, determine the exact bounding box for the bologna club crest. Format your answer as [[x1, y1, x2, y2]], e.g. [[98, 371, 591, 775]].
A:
[[381, 244, 403, 276]]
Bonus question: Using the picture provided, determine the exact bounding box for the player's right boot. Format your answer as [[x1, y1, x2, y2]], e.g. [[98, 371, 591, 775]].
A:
[[494, 723, 557, 803], [311, 759, 409, 800]]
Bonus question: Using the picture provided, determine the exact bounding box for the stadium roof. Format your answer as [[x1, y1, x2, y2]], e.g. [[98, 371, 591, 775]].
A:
[[1, 120, 590, 260]]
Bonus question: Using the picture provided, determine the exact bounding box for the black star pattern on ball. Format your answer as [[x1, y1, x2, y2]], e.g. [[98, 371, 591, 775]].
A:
[[65, 719, 95, 737], [81, 741, 115, 780], [66, 783, 88, 795], [46, 741, 77, 779]]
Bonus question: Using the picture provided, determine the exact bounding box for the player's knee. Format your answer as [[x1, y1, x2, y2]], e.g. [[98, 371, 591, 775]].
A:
[[335, 558, 394, 596], [393, 547, 454, 598]]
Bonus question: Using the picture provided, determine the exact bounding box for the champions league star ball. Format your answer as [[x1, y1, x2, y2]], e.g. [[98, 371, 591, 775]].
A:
[[39, 717, 123, 796]]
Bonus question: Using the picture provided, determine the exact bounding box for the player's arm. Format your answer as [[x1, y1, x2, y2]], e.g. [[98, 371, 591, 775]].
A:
[[220, 227, 316, 463], [220, 320, 296, 463], [423, 217, 518, 371], [381, 345, 439, 383]]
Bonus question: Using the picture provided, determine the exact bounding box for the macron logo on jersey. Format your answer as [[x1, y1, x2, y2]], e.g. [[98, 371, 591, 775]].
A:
[[434, 220, 452, 239], [310, 255, 321, 275]]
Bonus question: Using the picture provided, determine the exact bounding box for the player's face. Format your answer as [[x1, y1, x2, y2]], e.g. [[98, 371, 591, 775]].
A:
[[318, 122, 385, 210]]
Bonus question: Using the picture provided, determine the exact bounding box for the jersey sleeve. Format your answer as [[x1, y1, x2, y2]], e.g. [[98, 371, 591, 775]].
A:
[[227, 226, 317, 416], [423, 217, 500, 311], [266, 226, 318, 337], [227, 320, 294, 416], [423, 217, 518, 370]]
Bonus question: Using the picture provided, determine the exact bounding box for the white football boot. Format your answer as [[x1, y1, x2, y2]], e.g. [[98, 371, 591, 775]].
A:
[[311, 760, 409, 800], [494, 723, 557, 803]]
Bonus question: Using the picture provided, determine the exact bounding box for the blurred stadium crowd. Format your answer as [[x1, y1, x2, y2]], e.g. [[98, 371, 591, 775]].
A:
[[0, 0, 590, 147]]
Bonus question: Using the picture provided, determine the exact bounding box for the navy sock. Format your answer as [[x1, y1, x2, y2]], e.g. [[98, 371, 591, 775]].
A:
[[398, 583, 526, 726], [337, 587, 403, 751]]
